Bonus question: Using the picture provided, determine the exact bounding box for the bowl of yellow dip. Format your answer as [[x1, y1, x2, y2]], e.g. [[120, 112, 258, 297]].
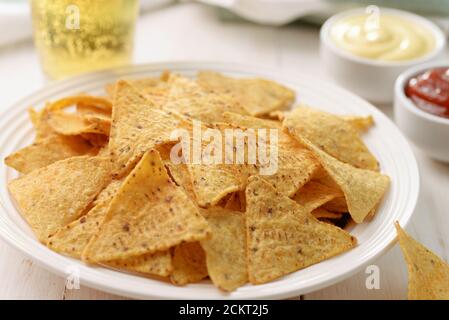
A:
[[320, 7, 446, 103]]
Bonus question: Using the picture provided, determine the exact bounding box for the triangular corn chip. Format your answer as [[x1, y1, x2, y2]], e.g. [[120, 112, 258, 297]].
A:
[[47, 112, 110, 136], [200, 207, 247, 291], [245, 176, 356, 284], [108, 80, 190, 176], [198, 71, 295, 116], [164, 75, 248, 124], [221, 112, 319, 197], [170, 242, 208, 285], [396, 223, 449, 300], [106, 250, 173, 277], [8, 156, 111, 241], [294, 181, 342, 213], [284, 107, 379, 171], [299, 138, 390, 223], [83, 149, 210, 262], [5, 135, 94, 174]]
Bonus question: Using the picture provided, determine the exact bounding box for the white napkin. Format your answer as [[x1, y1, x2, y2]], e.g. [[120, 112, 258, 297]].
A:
[[197, 0, 332, 25]]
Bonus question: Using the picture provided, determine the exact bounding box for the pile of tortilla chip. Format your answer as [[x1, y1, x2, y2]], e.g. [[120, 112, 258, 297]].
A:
[[5, 71, 390, 291]]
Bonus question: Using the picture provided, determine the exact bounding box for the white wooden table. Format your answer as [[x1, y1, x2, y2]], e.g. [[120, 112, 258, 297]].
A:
[[0, 3, 448, 300]]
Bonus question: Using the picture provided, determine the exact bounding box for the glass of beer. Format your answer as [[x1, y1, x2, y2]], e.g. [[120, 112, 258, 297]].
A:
[[30, 0, 139, 79]]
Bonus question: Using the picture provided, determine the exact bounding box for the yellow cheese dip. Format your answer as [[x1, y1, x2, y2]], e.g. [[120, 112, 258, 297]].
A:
[[330, 14, 435, 61]]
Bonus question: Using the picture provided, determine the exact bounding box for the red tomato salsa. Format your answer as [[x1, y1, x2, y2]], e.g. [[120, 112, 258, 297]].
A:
[[405, 67, 449, 119]]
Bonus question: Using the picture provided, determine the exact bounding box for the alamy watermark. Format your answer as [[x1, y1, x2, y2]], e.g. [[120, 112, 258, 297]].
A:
[[169, 120, 279, 175]]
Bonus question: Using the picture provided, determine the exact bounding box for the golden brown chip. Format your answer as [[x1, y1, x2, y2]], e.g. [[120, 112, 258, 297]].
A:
[[106, 250, 173, 277], [221, 112, 320, 197], [108, 80, 190, 176], [283, 107, 379, 171], [83, 149, 210, 262], [47, 111, 110, 136], [342, 115, 374, 133], [311, 208, 343, 220], [200, 207, 247, 291], [76, 103, 112, 118], [299, 138, 390, 223], [322, 196, 348, 213], [47, 200, 111, 258], [293, 181, 342, 213], [188, 163, 242, 207], [245, 176, 356, 284], [4, 135, 94, 174], [8, 156, 111, 241], [164, 75, 248, 124], [198, 71, 295, 116], [396, 223, 449, 300], [171, 242, 208, 285]]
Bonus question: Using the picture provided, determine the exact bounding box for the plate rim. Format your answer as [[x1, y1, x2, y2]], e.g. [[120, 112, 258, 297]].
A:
[[0, 61, 420, 299]]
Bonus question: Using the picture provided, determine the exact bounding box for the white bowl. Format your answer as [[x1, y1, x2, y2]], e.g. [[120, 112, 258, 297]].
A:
[[320, 8, 446, 104], [394, 61, 449, 162]]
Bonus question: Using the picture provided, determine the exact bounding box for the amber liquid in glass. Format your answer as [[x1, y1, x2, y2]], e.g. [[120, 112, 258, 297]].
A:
[[31, 0, 139, 79]]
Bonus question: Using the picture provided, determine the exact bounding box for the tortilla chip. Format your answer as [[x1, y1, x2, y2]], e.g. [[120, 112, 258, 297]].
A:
[[198, 71, 295, 116], [8, 156, 111, 241], [200, 207, 247, 291], [245, 176, 356, 284], [323, 196, 348, 213], [188, 163, 242, 207], [284, 107, 379, 171], [81, 133, 109, 148], [47, 111, 110, 136], [171, 242, 208, 285], [164, 75, 248, 124], [4, 135, 94, 174], [342, 115, 374, 133], [76, 103, 112, 118], [106, 75, 170, 107], [47, 95, 112, 113], [300, 138, 390, 223], [224, 192, 242, 211], [165, 162, 197, 201], [47, 200, 111, 258], [106, 250, 173, 277], [222, 111, 281, 129], [294, 181, 342, 213], [221, 112, 320, 197], [396, 223, 449, 300], [311, 208, 343, 220], [83, 149, 210, 262], [108, 80, 189, 176]]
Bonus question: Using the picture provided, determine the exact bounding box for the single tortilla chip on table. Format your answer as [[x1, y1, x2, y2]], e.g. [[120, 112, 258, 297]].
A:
[[82, 149, 210, 263], [164, 75, 248, 124], [200, 207, 247, 291], [396, 223, 449, 300], [298, 137, 390, 223], [108, 80, 190, 177], [283, 107, 379, 171], [170, 242, 208, 285], [4, 134, 95, 174], [197, 71, 295, 116], [8, 156, 111, 242], [245, 176, 356, 284]]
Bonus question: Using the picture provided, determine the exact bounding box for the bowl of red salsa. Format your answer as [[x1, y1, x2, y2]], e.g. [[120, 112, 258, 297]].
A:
[[395, 62, 449, 162]]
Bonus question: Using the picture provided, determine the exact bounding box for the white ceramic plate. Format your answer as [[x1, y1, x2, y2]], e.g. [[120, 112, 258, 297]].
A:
[[0, 62, 419, 299]]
